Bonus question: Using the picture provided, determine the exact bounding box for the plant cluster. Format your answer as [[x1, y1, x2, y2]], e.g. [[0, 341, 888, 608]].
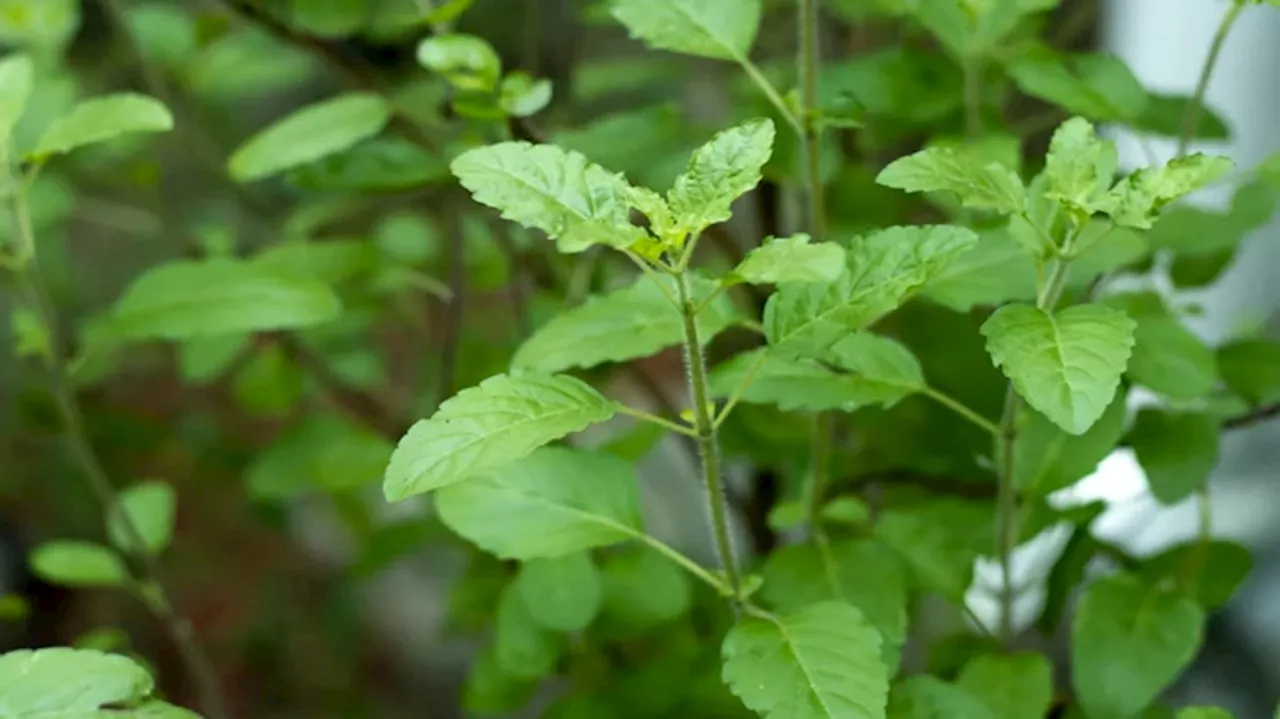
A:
[[1, 0, 1280, 717]]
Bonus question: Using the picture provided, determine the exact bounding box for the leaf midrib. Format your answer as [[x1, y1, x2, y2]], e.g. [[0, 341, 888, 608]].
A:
[[772, 616, 839, 719]]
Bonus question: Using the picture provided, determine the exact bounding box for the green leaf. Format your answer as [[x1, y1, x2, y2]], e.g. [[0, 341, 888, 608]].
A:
[[920, 228, 1036, 312], [514, 553, 603, 633], [760, 539, 909, 669], [876, 147, 1026, 215], [1131, 94, 1230, 140], [1007, 52, 1148, 121], [499, 71, 553, 117], [435, 446, 643, 559], [1105, 154, 1235, 229], [610, 0, 763, 61], [30, 93, 172, 159], [731, 234, 846, 285], [1129, 410, 1219, 505], [887, 675, 996, 719], [0, 647, 154, 716], [463, 645, 538, 715], [512, 275, 738, 373], [494, 585, 561, 679], [450, 141, 646, 253], [107, 481, 176, 556], [765, 225, 978, 356], [874, 498, 992, 600], [981, 303, 1136, 435], [0, 0, 80, 49], [668, 118, 774, 236], [1218, 339, 1280, 405], [955, 652, 1053, 719], [417, 33, 501, 92], [232, 345, 303, 418], [1177, 708, 1233, 719], [709, 333, 924, 414], [721, 601, 890, 719], [1043, 116, 1117, 213], [315, 424, 394, 492], [1126, 315, 1217, 400], [228, 93, 391, 182], [599, 544, 692, 629], [1014, 392, 1127, 494], [178, 334, 248, 384], [288, 137, 450, 192], [1139, 540, 1252, 610], [103, 259, 342, 341], [1071, 574, 1204, 719], [0, 52, 33, 143], [385, 373, 617, 501], [29, 541, 129, 588]]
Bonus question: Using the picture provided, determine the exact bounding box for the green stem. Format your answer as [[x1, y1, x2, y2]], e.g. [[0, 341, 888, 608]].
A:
[[616, 404, 699, 438], [713, 349, 769, 428], [636, 533, 732, 597], [1178, 0, 1246, 157], [994, 228, 1078, 645], [4, 177, 228, 719], [963, 54, 983, 139], [922, 387, 1002, 436], [808, 412, 834, 546], [798, 0, 826, 238], [676, 272, 743, 607], [739, 57, 804, 135]]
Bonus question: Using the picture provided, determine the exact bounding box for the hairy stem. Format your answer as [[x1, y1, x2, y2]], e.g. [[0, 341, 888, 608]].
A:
[[994, 233, 1077, 645], [4, 177, 228, 719], [1178, 0, 1246, 157], [676, 272, 743, 607]]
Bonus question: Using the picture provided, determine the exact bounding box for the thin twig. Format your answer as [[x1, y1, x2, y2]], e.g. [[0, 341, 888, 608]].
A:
[[276, 335, 403, 437], [1223, 401, 1280, 429], [1178, 1, 1246, 157], [437, 212, 467, 406]]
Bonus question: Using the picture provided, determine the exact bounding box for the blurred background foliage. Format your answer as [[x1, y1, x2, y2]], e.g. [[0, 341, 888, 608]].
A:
[[1, 0, 1279, 717]]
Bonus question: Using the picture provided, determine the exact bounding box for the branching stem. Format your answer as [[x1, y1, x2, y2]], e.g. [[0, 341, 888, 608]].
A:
[[1178, 0, 1246, 157], [676, 272, 744, 608]]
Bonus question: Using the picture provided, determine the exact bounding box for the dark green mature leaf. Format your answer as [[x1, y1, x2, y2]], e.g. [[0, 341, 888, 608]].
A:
[[1129, 410, 1219, 505], [1140, 540, 1252, 610], [1008, 52, 1148, 121], [766, 225, 977, 356], [709, 332, 924, 413], [0, 53, 33, 143], [760, 540, 909, 669], [875, 499, 993, 600], [1105, 154, 1235, 229], [288, 137, 450, 191], [1043, 116, 1117, 213], [876, 147, 1026, 215], [721, 601, 889, 719], [732, 234, 846, 285], [610, 0, 763, 61], [286, 0, 366, 37], [30, 541, 129, 588], [385, 373, 617, 500], [228, 93, 391, 182], [1072, 574, 1204, 719], [107, 481, 176, 556], [1015, 393, 1128, 494], [463, 645, 538, 715], [921, 228, 1036, 311], [30, 93, 172, 159], [668, 118, 774, 235], [513, 275, 737, 373], [451, 141, 646, 253], [955, 652, 1053, 719], [599, 544, 692, 630], [1127, 316, 1217, 400], [1218, 339, 1280, 405], [887, 675, 995, 719], [1132, 94, 1230, 140], [0, 647, 155, 715], [494, 585, 561, 679], [103, 259, 342, 341], [515, 553, 603, 633], [982, 303, 1136, 435], [417, 34, 501, 92], [435, 447, 643, 559]]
